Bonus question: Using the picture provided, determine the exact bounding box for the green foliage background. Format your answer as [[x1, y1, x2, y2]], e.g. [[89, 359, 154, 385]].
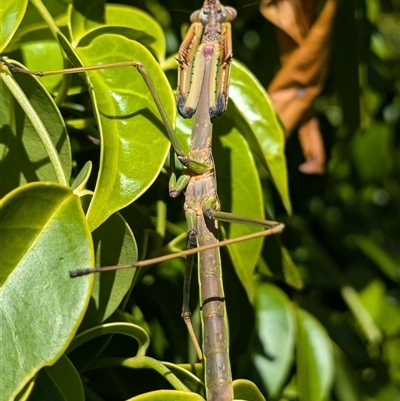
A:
[[1, 0, 399, 401]]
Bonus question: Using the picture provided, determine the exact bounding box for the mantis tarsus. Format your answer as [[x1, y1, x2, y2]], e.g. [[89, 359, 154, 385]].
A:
[[1, 1, 284, 400]]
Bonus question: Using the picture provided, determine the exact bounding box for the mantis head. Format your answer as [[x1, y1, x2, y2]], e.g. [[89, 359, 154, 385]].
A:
[[191, 0, 237, 25]]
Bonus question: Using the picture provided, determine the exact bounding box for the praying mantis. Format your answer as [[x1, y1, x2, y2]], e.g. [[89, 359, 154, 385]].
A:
[[1, 1, 290, 400]]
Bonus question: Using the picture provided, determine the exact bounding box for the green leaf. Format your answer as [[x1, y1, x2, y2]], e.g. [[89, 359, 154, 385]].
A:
[[0, 61, 71, 196], [126, 390, 204, 401], [259, 239, 303, 289], [296, 308, 334, 401], [69, 1, 165, 60], [351, 123, 394, 182], [280, 245, 304, 289], [332, 346, 363, 401], [233, 379, 266, 401], [214, 106, 265, 302], [0, 0, 28, 52], [87, 355, 190, 392], [163, 362, 205, 396], [68, 0, 106, 45], [80, 209, 138, 330], [19, 32, 64, 93], [347, 234, 400, 282], [68, 322, 150, 357], [71, 161, 92, 193], [253, 283, 295, 398], [29, 355, 84, 401], [0, 182, 93, 401], [105, 4, 166, 60], [73, 34, 173, 231], [230, 60, 291, 215]]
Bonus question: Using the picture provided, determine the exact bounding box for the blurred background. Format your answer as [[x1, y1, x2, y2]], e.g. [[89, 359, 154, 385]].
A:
[[127, 0, 400, 399]]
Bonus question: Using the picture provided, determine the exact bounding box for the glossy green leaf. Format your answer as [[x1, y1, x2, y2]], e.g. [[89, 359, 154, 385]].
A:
[[0, 182, 93, 401], [214, 106, 265, 302], [296, 308, 334, 401], [105, 4, 166, 60], [126, 390, 204, 401], [0, 62, 71, 196], [13, 0, 68, 35], [347, 234, 400, 282], [253, 283, 295, 398], [68, 322, 150, 356], [73, 34, 173, 231], [233, 379, 266, 401], [230, 60, 291, 215], [80, 209, 138, 329], [69, 1, 165, 60], [0, 0, 28, 52], [29, 355, 84, 401]]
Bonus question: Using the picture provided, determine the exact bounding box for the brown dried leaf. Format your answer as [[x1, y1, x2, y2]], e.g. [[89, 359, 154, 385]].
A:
[[261, 0, 339, 173], [260, 0, 305, 44], [298, 117, 326, 174]]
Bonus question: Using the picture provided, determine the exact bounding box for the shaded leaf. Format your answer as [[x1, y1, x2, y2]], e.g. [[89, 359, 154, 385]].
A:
[[351, 123, 394, 183], [349, 234, 400, 283], [68, 322, 150, 356], [29, 355, 84, 401], [296, 308, 334, 401], [163, 363, 205, 396], [332, 345, 363, 401], [80, 208, 138, 330], [0, 61, 71, 196], [253, 283, 295, 398]]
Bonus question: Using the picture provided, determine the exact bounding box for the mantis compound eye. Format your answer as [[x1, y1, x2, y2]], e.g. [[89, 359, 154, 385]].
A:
[[198, 10, 210, 25], [224, 7, 237, 21]]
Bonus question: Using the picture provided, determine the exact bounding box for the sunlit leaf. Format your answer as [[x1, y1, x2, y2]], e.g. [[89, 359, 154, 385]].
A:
[[73, 34, 174, 231], [0, 0, 28, 52], [0, 182, 93, 401], [230, 60, 291, 214], [233, 379, 266, 401]]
